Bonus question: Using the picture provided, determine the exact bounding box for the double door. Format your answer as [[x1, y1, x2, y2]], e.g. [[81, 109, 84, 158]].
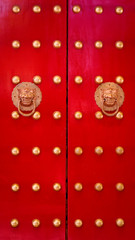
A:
[[0, 0, 135, 239]]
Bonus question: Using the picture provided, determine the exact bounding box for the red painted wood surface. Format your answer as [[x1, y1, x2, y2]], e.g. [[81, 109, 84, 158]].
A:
[[68, 0, 135, 239], [0, 0, 135, 239], [0, 0, 66, 239]]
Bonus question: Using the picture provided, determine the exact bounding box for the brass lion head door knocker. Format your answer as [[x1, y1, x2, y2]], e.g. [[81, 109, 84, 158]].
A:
[[12, 82, 42, 117], [95, 82, 124, 117]]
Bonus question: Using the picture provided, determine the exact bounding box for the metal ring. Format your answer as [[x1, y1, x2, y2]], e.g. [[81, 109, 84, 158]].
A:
[[18, 100, 36, 117], [102, 103, 119, 117]]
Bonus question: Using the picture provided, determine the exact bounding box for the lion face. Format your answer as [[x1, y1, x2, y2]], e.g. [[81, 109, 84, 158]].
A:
[[102, 88, 117, 107], [18, 88, 36, 106], [95, 82, 125, 116]]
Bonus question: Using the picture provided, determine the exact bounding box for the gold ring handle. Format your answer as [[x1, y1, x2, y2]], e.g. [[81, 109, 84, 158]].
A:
[[102, 102, 119, 117], [18, 100, 36, 117]]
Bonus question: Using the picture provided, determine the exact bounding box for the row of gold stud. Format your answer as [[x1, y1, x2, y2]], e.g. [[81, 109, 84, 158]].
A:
[[11, 147, 61, 155], [74, 218, 125, 228], [95, 76, 124, 84], [11, 75, 124, 85], [12, 40, 62, 48], [74, 41, 124, 49], [74, 146, 124, 155], [12, 5, 62, 13], [11, 146, 124, 155], [11, 111, 62, 120], [11, 218, 61, 228], [11, 182, 124, 192], [12, 5, 124, 15], [10, 218, 125, 228], [11, 40, 124, 49], [75, 111, 124, 120], [11, 183, 61, 192], [74, 182, 124, 191], [73, 6, 124, 14], [11, 110, 123, 120], [12, 75, 61, 84], [74, 111, 123, 120]]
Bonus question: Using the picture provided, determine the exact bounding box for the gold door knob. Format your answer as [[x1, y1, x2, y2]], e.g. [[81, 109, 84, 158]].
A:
[[95, 82, 124, 117], [12, 82, 42, 117]]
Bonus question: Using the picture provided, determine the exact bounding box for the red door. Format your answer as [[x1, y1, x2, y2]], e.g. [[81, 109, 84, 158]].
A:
[[0, 1, 135, 240], [68, 1, 135, 239], [0, 1, 66, 239]]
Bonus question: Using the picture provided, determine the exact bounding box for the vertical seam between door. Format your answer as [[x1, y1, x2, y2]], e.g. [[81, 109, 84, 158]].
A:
[[66, 0, 68, 239]]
